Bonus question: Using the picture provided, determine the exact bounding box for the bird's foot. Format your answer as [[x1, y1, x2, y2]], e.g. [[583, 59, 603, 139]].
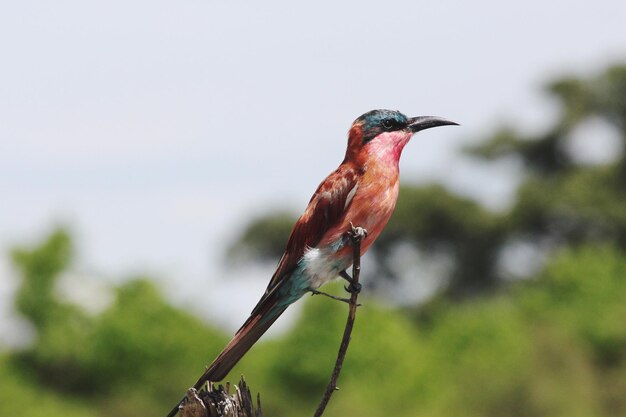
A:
[[348, 223, 368, 242], [339, 270, 362, 294], [344, 282, 362, 294], [310, 289, 360, 306]]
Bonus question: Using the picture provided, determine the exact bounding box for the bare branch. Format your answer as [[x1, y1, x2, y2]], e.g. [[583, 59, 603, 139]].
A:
[[313, 225, 366, 417]]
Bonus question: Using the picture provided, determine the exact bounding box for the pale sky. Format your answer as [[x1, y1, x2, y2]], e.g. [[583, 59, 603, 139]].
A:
[[1, 1, 626, 340]]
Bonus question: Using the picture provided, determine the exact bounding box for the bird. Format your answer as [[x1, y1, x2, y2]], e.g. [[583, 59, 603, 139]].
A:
[[167, 109, 457, 417]]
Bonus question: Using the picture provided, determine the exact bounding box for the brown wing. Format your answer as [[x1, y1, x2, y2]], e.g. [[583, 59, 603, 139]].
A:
[[249, 163, 359, 311]]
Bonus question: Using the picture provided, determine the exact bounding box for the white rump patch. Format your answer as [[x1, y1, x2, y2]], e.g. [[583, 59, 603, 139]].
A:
[[302, 246, 348, 289]]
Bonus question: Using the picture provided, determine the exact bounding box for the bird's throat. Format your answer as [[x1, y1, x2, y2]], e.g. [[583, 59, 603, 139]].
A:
[[365, 130, 412, 165]]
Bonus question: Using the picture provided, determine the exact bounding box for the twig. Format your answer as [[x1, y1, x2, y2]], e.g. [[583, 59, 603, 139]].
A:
[[310, 288, 358, 305], [313, 225, 365, 417]]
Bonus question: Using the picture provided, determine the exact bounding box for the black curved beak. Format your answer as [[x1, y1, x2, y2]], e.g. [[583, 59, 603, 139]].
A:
[[408, 116, 459, 133]]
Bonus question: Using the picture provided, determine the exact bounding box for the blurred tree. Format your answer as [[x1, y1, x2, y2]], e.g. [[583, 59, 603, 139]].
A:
[[7, 229, 228, 417], [12, 229, 73, 328], [4, 230, 625, 417], [228, 64, 626, 298], [469, 65, 626, 251], [227, 211, 296, 263], [229, 245, 626, 417], [375, 185, 505, 296]]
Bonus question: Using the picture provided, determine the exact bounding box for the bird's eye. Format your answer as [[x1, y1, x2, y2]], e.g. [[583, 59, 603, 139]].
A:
[[381, 119, 395, 130]]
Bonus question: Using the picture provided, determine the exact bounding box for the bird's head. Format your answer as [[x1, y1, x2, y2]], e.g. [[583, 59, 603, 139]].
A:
[[345, 109, 458, 163]]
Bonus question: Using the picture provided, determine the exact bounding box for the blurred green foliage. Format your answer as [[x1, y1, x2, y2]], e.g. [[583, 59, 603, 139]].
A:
[[3, 232, 625, 416], [2, 64, 626, 416], [5, 230, 228, 417]]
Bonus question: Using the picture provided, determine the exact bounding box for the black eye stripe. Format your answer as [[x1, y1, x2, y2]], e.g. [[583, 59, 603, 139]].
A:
[[355, 110, 408, 128], [382, 119, 394, 129], [357, 110, 410, 143], [381, 118, 403, 131]]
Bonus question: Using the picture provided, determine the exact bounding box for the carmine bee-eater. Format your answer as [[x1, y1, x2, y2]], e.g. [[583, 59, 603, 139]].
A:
[[167, 109, 457, 416]]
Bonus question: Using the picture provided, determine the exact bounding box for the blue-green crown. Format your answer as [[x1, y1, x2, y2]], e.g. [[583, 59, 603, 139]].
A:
[[354, 109, 409, 142], [356, 109, 407, 129]]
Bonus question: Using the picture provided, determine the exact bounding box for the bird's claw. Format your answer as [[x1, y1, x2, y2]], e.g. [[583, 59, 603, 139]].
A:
[[348, 223, 368, 241], [339, 270, 361, 294], [344, 282, 362, 294]]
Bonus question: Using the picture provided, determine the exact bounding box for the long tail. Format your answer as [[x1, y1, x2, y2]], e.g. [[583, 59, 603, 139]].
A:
[[194, 304, 287, 388], [166, 291, 289, 417]]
